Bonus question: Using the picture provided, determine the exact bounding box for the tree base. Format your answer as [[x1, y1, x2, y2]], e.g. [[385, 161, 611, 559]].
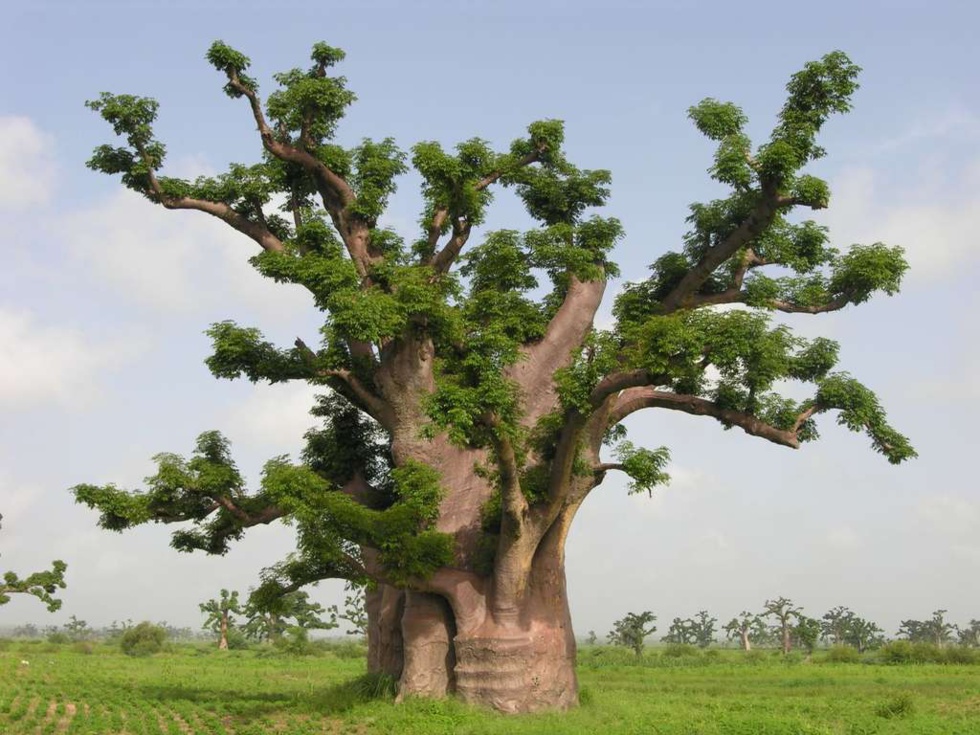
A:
[[454, 625, 578, 713]]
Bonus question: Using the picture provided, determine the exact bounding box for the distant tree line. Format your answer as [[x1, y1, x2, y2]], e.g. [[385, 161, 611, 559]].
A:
[[599, 599, 980, 655]]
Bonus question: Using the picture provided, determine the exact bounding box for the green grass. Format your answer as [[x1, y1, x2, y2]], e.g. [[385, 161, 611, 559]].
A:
[[1, 643, 978, 734]]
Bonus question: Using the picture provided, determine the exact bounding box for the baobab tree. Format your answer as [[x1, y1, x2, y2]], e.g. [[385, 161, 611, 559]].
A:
[[764, 597, 803, 654], [73, 42, 914, 712], [723, 611, 767, 651], [200, 589, 242, 650]]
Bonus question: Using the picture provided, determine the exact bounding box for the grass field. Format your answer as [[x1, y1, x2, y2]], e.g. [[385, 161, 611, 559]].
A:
[[1, 642, 978, 734]]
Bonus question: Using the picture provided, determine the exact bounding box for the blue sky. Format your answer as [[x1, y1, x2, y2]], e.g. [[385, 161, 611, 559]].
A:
[[1, 1, 978, 637]]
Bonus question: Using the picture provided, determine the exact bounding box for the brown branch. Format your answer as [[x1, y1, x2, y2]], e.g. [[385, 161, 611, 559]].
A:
[[427, 145, 545, 272], [659, 191, 785, 314], [220, 69, 382, 279], [142, 154, 285, 253], [791, 404, 818, 433], [509, 277, 608, 426], [213, 496, 285, 526], [770, 297, 850, 314], [607, 387, 802, 449], [294, 337, 393, 427], [488, 423, 528, 533], [594, 462, 625, 474], [225, 70, 354, 212]]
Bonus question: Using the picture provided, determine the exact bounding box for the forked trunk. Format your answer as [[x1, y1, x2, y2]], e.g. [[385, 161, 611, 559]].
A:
[[740, 630, 751, 651]]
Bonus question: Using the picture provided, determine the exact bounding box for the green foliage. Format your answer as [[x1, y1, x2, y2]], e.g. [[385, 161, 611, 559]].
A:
[[613, 442, 671, 496], [1, 515, 67, 612], [791, 614, 822, 654], [243, 589, 334, 643], [119, 622, 167, 657], [609, 611, 657, 656], [825, 645, 861, 663], [327, 581, 368, 637]]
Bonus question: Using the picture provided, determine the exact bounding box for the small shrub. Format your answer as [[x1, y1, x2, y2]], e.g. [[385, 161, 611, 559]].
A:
[[274, 626, 315, 656], [315, 638, 367, 660], [350, 672, 398, 700], [942, 646, 978, 664], [71, 641, 94, 655], [46, 632, 70, 645], [120, 621, 166, 657], [225, 628, 250, 650], [879, 640, 915, 664], [661, 643, 699, 659], [875, 693, 915, 719], [826, 645, 861, 663]]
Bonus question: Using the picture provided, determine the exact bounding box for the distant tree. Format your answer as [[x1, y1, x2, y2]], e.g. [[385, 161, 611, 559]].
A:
[[847, 617, 884, 652], [957, 620, 980, 648], [585, 630, 598, 646], [820, 605, 852, 646], [723, 611, 768, 651], [609, 611, 657, 657], [63, 615, 93, 642], [244, 589, 333, 642], [898, 609, 957, 648], [689, 610, 717, 648], [327, 581, 368, 637], [764, 597, 803, 654], [662, 617, 696, 645], [200, 589, 242, 649], [0, 514, 67, 612], [792, 614, 822, 654], [13, 623, 39, 639], [662, 610, 716, 648]]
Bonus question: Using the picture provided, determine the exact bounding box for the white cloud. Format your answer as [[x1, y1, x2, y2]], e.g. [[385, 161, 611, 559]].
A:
[[223, 382, 321, 458], [0, 308, 142, 409], [627, 464, 712, 518], [821, 158, 980, 281], [0, 116, 57, 210], [916, 495, 980, 538], [62, 189, 314, 323]]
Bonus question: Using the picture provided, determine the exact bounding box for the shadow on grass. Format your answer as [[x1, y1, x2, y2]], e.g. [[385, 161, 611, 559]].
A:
[[133, 672, 397, 723]]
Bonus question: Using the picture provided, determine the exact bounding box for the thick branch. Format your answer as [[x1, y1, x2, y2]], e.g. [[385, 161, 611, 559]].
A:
[[214, 496, 284, 526], [510, 277, 608, 425], [490, 426, 529, 537], [660, 193, 782, 313], [682, 289, 852, 314], [608, 387, 802, 449], [143, 158, 285, 253], [225, 70, 354, 213], [427, 146, 545, 272], [295, 338, 392, 426]]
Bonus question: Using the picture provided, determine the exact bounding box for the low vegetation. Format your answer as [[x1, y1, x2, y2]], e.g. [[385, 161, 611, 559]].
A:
[[1, 640, 979, 733]]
